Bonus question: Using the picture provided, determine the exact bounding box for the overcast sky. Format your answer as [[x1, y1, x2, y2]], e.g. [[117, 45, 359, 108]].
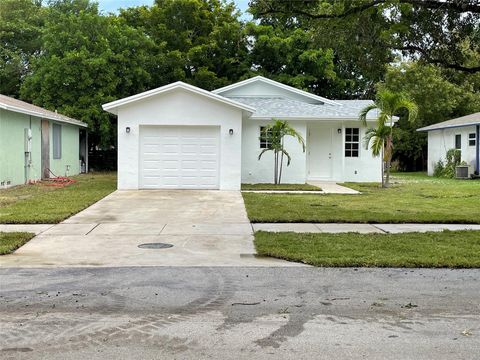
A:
[[96, 0, 250, 16]]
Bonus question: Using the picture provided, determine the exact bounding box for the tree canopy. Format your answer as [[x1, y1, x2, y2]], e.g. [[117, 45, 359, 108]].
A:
[[250, 0, 480, 73]]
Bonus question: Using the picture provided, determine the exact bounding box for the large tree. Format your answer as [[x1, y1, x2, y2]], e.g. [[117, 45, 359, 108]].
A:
[[20, 0, 155, 148], [120, 0, 251, 90], [250, 0, 480, 74], [0, 0, 44, 97], [249, 1, 394, 98], [245, 24, 338, 96]]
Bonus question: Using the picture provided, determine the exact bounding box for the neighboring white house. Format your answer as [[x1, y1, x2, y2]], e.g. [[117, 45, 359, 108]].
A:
[[418, 112, 480, 176], [103, 76, 382, 190]]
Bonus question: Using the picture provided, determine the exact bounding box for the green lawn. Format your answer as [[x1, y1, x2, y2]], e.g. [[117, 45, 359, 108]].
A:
[[243, 172, 480, 223], [0, 232, 35, 255], [254, 230, 480, 268], [0, 173, 116, 224], [242, 183, 321, 191]]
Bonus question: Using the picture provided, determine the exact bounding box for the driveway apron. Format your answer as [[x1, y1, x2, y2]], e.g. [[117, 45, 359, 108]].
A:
[[0, 190, 298, 267]]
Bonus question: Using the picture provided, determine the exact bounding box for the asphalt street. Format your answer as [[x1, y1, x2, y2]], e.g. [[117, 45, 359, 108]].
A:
[[1, 267, 479, 359]]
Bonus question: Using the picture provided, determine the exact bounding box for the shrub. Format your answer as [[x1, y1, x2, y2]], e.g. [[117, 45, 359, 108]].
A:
[[433, 160, 444, 177], [443, 149, 462, 178], [434, 149, 462, 178]]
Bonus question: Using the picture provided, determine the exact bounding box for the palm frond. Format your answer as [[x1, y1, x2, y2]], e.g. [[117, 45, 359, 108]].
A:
[[258, 147, 272, 161], [281, 148, 292, 166], [358, 103, 378, 127]]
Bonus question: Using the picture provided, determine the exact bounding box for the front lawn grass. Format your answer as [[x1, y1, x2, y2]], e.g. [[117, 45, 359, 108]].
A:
[[242, 183, 321, 191], [0, 232, 35, 255], [243, 172, 480, 223], [0, 173, 116, 224], [254, 230, 480, 268]]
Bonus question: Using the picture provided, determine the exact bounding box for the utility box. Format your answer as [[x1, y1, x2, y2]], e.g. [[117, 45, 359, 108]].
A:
[[24, 128, 32, 153]]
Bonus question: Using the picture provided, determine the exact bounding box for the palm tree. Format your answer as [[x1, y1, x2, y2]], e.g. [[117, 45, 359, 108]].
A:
[[258, 119, 306, 184], [363, 125, 391, 188], [359, 90, 418, 187]]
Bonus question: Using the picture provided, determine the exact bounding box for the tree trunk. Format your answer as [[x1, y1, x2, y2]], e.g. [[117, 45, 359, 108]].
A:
[[381, 147, 385, 188], [385, 157, 391, 187], [384, 134, 393, 187], [278, 139, 284, 184], [274, 150, 278, 184]]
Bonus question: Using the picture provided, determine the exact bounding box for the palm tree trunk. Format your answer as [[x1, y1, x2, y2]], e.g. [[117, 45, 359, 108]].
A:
[[385, 134, 392, 187], [385, 156, 391, 187], [279, 138, 284, 184], [381, 147, 385, 188], [274, 150, 278, 184]]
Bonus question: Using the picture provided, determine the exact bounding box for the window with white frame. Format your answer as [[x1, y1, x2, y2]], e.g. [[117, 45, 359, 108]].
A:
[[345, 128, 359, 157], [52, 123, 62, 159], [469, 133, 476, 147], [259, 126, 272, 149]]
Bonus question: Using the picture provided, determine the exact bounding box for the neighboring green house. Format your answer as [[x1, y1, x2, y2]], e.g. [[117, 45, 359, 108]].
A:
[[0, 94, 88, 187]]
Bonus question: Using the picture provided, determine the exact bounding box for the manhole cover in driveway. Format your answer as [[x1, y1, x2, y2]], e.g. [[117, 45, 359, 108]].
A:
[[138, 243, 174, 249]]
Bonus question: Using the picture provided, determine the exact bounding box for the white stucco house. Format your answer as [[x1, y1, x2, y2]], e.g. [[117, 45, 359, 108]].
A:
[[103, 76, 382, 190], [418, 112, 480, 176]]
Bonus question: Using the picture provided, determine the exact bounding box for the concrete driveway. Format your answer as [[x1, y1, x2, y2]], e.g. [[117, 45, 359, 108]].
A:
[[0, 190, 297, 267]]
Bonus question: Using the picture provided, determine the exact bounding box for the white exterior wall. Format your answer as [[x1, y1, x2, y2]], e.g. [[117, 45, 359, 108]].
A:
[[427, 126, 478, 175], [117, 89, 243, 190], [241, 119, 381, 183], [341, 121, 383, 182], [306, 120, 381, 183], [242, 119, 307, 183]]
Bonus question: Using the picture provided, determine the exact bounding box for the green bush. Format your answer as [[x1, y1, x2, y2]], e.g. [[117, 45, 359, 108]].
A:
[[434, 149, 461, 178], [433, 160, 444, 177]]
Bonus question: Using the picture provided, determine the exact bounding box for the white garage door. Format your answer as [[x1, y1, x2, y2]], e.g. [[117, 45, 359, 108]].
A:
[[140, 126, 220, 189]]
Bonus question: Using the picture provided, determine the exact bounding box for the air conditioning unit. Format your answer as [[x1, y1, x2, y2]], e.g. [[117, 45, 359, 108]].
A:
[[455, 165, 472, 179]]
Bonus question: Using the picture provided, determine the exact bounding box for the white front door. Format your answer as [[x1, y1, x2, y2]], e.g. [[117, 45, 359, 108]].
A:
[[308, 125, 333, 180], [139, 126, 220, 189]]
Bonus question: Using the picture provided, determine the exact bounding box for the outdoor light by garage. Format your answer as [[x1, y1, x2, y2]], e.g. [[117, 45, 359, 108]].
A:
[[337, 128, 342, 134], [126, 127, 131, 133], [229, 128, 234, 135]]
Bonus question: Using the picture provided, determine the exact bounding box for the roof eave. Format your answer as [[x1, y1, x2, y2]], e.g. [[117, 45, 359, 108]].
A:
[[417, 122, 480, 132], [1, 104, 87, 128]]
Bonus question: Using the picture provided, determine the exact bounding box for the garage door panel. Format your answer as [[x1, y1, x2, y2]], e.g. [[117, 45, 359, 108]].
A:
[[162, 160, 180, 170], [163, 144, 180, 154], [199, 160, 217, 169], [140, 126, 219, 189], [143, 160, 161, 170]]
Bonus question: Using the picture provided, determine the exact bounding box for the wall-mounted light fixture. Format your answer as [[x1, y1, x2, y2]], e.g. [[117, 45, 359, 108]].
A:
[[229, 129, 234, 135], [337, 128, 342, 134], [126, 127, 131, 133]]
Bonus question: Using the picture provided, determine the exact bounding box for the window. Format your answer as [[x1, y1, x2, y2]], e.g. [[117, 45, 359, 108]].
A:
[[455, 134, 461, 150], [469, 133, 476, 147], [345, 128, 359, 157], [53, 123, 62, 159], [259, 126, 272, 149]]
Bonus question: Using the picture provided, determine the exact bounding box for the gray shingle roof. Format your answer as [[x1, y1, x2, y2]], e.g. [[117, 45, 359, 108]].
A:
[[417, 112, 480, 131], [0, 94, 87, 128], [227, 97, 379, 120]]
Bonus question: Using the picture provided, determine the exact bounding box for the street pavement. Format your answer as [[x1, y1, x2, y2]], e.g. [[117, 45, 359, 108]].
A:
[[1, 266, 479, 359]]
